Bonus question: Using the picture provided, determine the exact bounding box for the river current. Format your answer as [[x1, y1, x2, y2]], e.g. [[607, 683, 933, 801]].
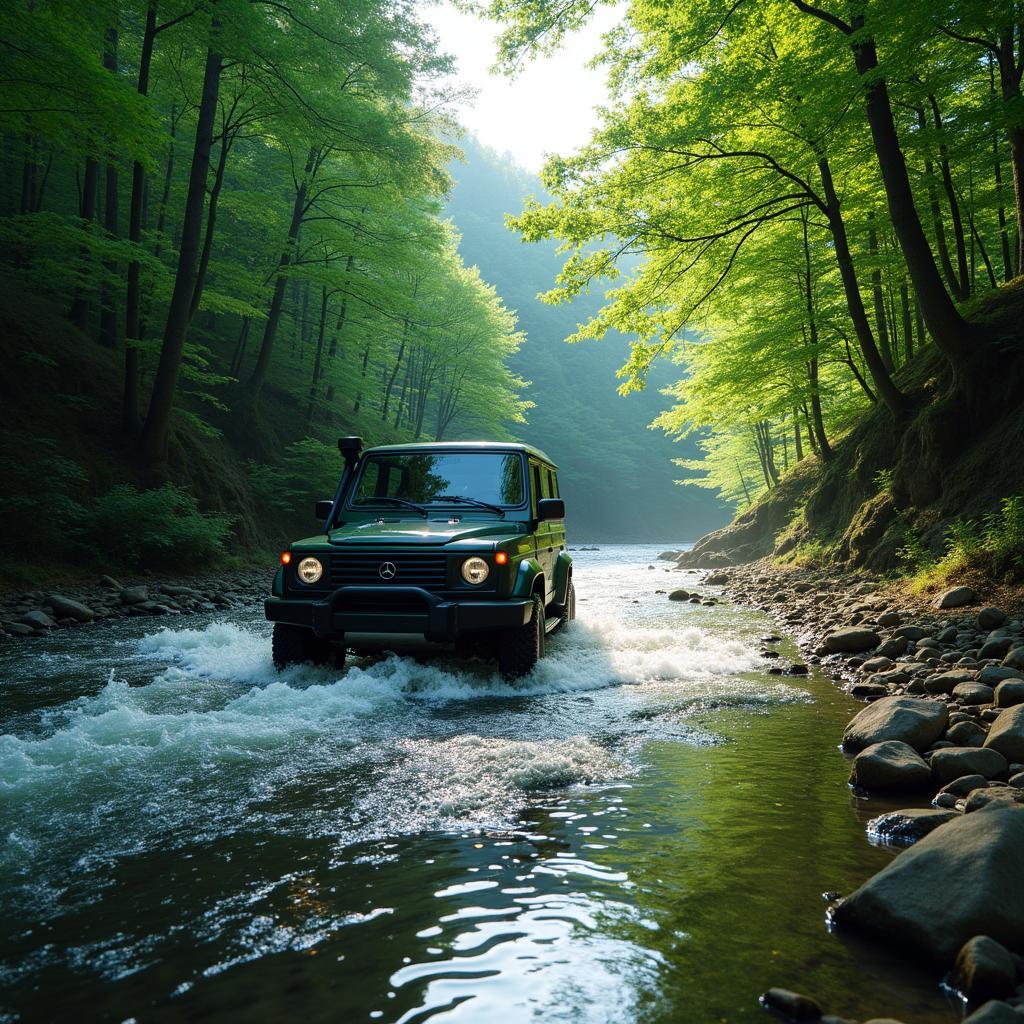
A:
[[1, 545, 957, 1022]]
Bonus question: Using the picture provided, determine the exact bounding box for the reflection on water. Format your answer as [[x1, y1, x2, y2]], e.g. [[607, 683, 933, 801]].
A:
[[0, 546, 956, 1022]]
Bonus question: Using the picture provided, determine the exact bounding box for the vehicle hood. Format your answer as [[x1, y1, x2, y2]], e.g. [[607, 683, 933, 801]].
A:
[[325, 519, 525, 547]]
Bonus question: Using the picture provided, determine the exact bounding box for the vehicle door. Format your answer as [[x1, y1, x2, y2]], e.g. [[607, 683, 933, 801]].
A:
[[531, 459, 557, 603]]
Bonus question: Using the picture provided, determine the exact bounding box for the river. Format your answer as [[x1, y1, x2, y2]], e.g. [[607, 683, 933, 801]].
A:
[[1, 545, 958, 1023]]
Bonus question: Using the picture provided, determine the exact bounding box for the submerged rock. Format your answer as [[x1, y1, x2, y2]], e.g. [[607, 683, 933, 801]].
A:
[[831, 806, 1024, 963], [843, 697, 949, 753], [949, 936, 1018, 1005], [758, 987, 822, 1021], [962, 1001, 1024, 1023], [867, 808, 957, 843]]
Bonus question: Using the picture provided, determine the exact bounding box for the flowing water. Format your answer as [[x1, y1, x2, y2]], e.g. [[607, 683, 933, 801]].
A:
[[1, 545, 958, 1023]]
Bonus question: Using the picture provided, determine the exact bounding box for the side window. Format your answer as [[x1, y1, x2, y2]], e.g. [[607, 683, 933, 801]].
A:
[[546, 468, 558, 499]]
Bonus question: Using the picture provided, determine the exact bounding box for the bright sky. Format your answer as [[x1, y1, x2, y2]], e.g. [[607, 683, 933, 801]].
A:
[[423, 1, 617, 173]]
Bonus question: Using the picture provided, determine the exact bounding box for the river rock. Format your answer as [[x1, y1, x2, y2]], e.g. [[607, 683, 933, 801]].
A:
[[867, 808, 958, 844], [926, 671, 976, 695], [995, 681, 1024, 708], [950, 936, 1019, 1005], [825, 628, 881, 653], [120, 585, 149, 605], [861, 656, 894, 673], [893, 625, 928, 641], [3, 621, 34, 636], [978, 608, 1008, 630], [930, 747, 1008, 784], [668, 590, 690, 601], [938, 586, 978, 609], [984, 705, 1024, 762], [980, 667, 1023, 687], [758, 988, 822, 1021], [878, 611, 903, 627], [953, 682, 996, 706], [46, 594, 95, 622], [843, 697, 949, 753], [946, 720, 988, 747], [963, 788, 1024, 813], [18, 610, 54, 629], [851, 741, 933, 791], [831, 806, 1024, 962], [1001, 648, 1024, 671], [876, 636, 909, 659], [963, 1001, 1024, 1023], [939, 774, 990, 798]]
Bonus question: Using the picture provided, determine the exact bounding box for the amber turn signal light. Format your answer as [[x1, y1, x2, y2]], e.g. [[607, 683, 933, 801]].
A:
[[495, 552, 508, 565], [280, 551, 292, 565]]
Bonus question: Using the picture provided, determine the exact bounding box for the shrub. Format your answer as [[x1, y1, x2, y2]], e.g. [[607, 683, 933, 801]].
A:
[[77, 484, 235, 569]]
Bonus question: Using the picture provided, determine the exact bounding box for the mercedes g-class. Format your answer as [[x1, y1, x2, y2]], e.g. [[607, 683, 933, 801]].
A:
[[265, 438, 574, 679]]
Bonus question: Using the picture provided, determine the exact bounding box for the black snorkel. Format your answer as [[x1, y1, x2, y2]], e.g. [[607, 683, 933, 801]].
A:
[[322, 436, 363, 535]]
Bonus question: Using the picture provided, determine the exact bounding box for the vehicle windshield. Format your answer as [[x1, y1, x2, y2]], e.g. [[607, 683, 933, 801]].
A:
[[351, 452, 525, 510]]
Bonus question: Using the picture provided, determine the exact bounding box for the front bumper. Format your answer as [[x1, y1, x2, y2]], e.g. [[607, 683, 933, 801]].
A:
[[265, 586, 532, 640]]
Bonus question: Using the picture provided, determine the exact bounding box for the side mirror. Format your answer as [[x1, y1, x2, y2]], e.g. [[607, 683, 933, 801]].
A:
[[537, 498, 565, 521], [315, 499, 333, 521]]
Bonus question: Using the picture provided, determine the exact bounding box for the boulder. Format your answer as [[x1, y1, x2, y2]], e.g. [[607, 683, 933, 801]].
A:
[[843, 697, 949, 753], [938, 774, 990, 798], [893, 625, 928, 641], [946, 720, 988, 747], [3, 621, 35, 636], [938, 586, 978, 609], [979, 667, 1024, 687], [963, 1002, 1024, 1024], [950, 936, 1019, 1005], [120, 585, 149, 605], [953, 682, 996, 706], [1001, 648, 1024, 671], [984, 705, 1024, 763], [824, 628, 881, 653], [862, 656, 895, 673], [668, 590, 690, 601], [831, 806, 1024, 963], [98, 574, 124, 589], [758, 988, 822, 1021], [963, 788, 1024, 813], [851, 741, 933, 791], [979, 638, 1014, 661], [994, 681, 1024, 709], [18, 610, 54, 629], [876, 636, 910, 659], [46, 594, 95, 622], [878, 611, 903, 627], [930, 747, 1008, 784], [866, 808, 958, 844], [925, 671, 976, 695], [978, 608, 1008, 630]]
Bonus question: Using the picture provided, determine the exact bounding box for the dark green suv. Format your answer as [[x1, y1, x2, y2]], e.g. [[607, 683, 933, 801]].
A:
[[265, 438, 574, 679]]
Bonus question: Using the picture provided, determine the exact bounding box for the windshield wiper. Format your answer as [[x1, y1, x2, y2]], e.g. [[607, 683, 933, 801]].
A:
[[431, 495, 506, 518], [360, 497, 428, 518]]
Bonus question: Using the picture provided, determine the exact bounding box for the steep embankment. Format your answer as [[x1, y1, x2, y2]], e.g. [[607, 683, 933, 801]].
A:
[[679, 285, 1024, 580]]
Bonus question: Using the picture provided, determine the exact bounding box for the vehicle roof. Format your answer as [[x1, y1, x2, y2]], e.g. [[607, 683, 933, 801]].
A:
[[363, 440, 557, 468]]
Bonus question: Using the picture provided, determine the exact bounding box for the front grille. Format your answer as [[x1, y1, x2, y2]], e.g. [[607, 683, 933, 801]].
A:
[[329, 552, 448, 592]]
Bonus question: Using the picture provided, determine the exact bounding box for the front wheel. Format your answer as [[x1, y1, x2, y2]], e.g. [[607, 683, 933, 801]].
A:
[[272, 622, 340, 670], [497, 595, 545, 680]]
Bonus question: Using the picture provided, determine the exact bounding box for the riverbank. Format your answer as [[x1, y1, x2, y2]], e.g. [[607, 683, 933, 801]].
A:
[[674, 554, 1024, 1023], [0, 569, 268, 639]]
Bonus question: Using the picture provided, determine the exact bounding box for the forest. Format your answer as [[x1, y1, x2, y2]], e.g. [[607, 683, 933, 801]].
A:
[[0, 0, 534, 577], [471, 0, 1024, 578]]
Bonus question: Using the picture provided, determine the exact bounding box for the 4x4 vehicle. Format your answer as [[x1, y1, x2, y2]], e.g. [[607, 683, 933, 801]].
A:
[[265, 438, 574, 679]]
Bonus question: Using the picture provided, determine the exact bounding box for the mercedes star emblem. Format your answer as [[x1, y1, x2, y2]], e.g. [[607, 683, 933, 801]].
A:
[[378, 561, 397, 580]]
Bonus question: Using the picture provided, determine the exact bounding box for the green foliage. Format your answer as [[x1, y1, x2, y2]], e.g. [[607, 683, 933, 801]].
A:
[[76, 485, 234, 570], [0, 439, 87, 549], [873, 468, 895, 494]]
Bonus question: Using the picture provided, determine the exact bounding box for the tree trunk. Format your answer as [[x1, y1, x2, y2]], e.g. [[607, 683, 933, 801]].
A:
[[139, 106, 177, 338], [354, 342, 371, 414], [124, 1, 158, 434], [995, 29, 1024, 275], [928, 94, 970, 300], [868, 216, 893, 373], [807, 359, 833, 460], [989, 57, 1014, 281], [306, 285, 329, 422], [817, 157, 906, 415], [248, 147, 316, 397], [98, 26, 120, 350], [140, 45, 223, 472], [188, 130, 230, 320], [848, 17, 973, 367], [900, 280, 913, 362], [230, 317, 250, 377], [792, 409, 803, 462], [69, 156, 98, 330]]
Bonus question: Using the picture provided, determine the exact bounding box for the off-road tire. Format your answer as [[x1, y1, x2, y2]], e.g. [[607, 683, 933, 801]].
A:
[[497, 594, 545, 680], [550, 580, 575, 632], [272, 622, 339, 670]]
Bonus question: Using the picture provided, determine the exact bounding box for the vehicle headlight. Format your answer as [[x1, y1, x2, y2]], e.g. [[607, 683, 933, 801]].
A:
[[297, 557, 324, 584], [461, 556, 489, 585]]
